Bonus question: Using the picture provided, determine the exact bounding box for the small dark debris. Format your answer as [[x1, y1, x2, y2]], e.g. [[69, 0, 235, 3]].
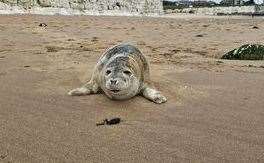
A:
[[246, 64, 258, 68], [96, 118, 121, 126], [91, 37, 99, 42], [195, 34, 204, 37], [46, 46, 60, 52], [24, 65, 30, 68], [80, 45, 84, 48], [171, 49, 180, 53], [0, 154, 7, 159], [216, 60, 224, 64], [67, 38, 75, 41], [260, 65, 264, 68], [252, 26, 259, 29], [73, 61, 79, 64], [39, 23, 47, 27]]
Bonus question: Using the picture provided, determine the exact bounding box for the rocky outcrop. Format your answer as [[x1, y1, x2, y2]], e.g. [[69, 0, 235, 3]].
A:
[[195, 6, 256, 15], [222, 44, 264, 60], [0, 0, 163, 16], [165, 6, 258, 15]]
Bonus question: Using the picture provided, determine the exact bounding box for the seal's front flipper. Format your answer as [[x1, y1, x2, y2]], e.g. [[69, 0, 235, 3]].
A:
[[68, 81, 99, 96], [141, 87, 167, 104]]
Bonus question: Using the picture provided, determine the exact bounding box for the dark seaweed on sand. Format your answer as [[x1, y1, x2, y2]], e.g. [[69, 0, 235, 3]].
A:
[[221, 44, 264, 60]]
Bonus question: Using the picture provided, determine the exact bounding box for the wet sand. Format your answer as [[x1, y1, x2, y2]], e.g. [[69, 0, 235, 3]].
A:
[[0, 15, 264, 162]]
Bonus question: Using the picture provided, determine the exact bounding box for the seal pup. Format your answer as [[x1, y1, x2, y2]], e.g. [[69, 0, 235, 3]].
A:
[[68, 43, 167, 104]]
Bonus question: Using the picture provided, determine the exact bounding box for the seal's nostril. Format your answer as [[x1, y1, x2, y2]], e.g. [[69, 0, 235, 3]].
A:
[[110, 79, 117, 85]]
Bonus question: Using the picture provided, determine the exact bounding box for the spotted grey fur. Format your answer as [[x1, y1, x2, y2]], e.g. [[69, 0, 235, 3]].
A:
[[68, 43, 167, 104]]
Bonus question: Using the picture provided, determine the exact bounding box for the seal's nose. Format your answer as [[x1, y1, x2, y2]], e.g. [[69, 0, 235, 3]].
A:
[[110, 79, 118, 85]]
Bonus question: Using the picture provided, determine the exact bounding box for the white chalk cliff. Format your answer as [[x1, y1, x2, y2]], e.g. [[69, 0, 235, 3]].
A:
[[0, 0, 163, 16]]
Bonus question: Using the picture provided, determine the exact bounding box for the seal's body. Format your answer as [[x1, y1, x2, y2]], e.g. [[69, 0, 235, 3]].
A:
[[68, 44, 167, 104]]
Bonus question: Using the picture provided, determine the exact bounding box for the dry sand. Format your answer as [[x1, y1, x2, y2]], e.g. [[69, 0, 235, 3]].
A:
[[0, 15, 264, 162]]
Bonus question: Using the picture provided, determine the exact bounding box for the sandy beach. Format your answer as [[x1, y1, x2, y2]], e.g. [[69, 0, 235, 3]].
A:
[[0, 14, 264, 162]]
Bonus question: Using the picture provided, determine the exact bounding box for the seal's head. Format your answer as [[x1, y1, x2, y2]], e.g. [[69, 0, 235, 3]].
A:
[[100, 55, 141, 100]]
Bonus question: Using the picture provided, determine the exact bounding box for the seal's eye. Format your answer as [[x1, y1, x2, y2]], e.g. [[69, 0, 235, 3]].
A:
[[123, 70, 132, 76], [106, 70, 111, 75]]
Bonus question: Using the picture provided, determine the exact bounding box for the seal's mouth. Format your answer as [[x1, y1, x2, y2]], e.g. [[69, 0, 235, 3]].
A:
[[110, 89, 120, 93]]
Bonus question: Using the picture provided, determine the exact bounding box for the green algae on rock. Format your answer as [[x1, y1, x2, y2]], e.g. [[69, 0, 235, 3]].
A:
[[221, 44, 264, 60]]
